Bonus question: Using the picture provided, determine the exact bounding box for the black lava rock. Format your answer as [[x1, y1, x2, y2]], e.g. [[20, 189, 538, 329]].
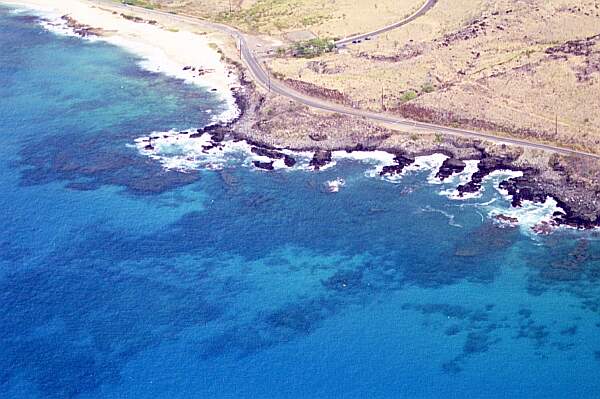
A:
[[380, 154, 415, 176], [309, 150, 332, 170], [457, 156, 519, 196], [253, 160, 275, 171], [436, 158, 466, 180], [283, 155, 296, 167]]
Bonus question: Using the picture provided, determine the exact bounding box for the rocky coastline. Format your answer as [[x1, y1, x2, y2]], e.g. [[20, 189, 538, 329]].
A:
[[60, 14, 104, 36], [58, 12, 600, 231], [202, 68, 600, 231]]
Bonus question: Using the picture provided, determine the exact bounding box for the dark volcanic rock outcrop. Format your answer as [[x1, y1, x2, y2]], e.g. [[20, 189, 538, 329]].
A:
[[500, 173, 600, 229], [283, 156, 296, 167], [456, 156, 520, 196], [198, 60, 600, 229], [436, 158, 466, 180], [310, 150, 332, 170], [61, 15, 104, 37], [498, 174, 549, 207], [552, 201, 600, 229], [251, 147, 296, 168], [380, 154, 415, 176], [253, 160, 275, 171], [251, 146, 283, 159]]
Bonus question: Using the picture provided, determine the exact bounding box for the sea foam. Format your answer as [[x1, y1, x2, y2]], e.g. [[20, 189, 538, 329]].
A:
[[133, 130, 568, 234], [133, 130, 316, 172]]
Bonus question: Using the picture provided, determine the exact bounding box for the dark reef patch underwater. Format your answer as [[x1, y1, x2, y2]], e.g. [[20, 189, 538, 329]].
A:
[[2, 6, 600, 399]]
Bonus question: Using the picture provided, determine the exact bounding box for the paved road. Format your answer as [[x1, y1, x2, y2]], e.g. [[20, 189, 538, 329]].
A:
[[335, 0, 438, 46], [96, 0, 599, 161]]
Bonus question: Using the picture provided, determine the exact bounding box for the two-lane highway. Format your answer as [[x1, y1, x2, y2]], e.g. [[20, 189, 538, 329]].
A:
[[335, 0, 438, 46]]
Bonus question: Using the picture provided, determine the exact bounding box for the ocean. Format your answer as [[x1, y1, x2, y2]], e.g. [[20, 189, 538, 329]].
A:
[[1, 6, 600, 398]]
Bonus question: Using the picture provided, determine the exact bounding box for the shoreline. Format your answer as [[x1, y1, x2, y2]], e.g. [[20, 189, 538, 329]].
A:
[[221, 80, 600, 231], [3, 0, 599, 231], [1, 0, 241, 123], [133, 122, 581, 235]]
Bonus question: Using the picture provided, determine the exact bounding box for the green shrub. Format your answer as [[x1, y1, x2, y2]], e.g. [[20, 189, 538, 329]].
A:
[[122, 0, 152, 7], [400, 90, 417, 102], [292, 38, 335, 58], [421, 83, 435, 93]]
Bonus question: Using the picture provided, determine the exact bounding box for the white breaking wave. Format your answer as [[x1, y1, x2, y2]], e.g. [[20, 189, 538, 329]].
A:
[[325, 178, 346, 193], [483, 197, 564, 235], [420, 206, 463, 228], [408, 153, 449, 183], [330, 152, 450, 184], [435, 160, 480, 186], [132, 130, 318, 172], [332, 150, 396, 178], [107, 34, 241, 124], [132, 131, 568, 234], [439, 169, 524, 201], [39, 15, 82, 38]]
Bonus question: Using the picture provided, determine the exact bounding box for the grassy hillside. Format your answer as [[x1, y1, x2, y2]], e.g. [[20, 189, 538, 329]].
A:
[[127, 0, 423, 36], [268, 0, 600, 153], [121, 0, 600, 154]]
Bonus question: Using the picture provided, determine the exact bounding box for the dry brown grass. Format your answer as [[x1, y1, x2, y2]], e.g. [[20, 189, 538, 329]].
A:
[[135, 0, 423, 37], [267, 0, 600, 153], [125, 0, 600, 153]]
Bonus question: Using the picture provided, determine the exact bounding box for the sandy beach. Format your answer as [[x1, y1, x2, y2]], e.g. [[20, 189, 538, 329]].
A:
[[2, 0, 240, 122]]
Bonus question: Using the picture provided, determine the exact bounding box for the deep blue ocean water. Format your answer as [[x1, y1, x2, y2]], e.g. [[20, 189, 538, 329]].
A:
[[2, 7, 600, 398]]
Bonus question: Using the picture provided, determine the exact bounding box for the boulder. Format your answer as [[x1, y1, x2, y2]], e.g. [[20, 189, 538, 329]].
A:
[[436, 158, 466, 180], [380, 154, 415, 176], [253, 160, 275, 171], [309, 150, 332, 170]]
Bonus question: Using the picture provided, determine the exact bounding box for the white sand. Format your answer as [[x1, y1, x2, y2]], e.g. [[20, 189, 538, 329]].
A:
[[2, 0, 240, 122]]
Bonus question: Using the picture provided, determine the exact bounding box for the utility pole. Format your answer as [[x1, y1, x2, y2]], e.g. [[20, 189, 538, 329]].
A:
[[229, 0, 232, 13], [381, 86, 385, 111]]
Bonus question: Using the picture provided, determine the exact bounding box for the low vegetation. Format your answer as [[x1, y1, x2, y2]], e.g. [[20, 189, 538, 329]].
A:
[[139, 0, 423, 37], [124, 0, 600, 153], [400, 90, 417, 102], [268, 0, 600, 153], [121, 0, 155, 9], [292, 38, 335, 58], [421, 83, 435, 93]]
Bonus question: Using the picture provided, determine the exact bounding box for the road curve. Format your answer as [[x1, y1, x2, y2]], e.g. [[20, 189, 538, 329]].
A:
[[95, 0, 600, 161], [335, 0, 438, 46]]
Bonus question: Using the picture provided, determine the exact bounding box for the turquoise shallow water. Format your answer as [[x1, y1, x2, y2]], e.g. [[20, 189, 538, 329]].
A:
[[1, 7, 600, 398]]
